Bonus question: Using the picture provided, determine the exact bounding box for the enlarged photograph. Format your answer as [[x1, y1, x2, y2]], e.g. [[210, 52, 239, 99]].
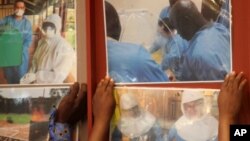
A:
[[0, 86, 71, 141], [111, 87, 219, 141], [0, 0, 77, 84], [104, 0, 231, 83]]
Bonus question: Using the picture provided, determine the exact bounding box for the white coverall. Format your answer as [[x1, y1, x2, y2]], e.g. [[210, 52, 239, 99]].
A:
[[20, 14, 76, 84]]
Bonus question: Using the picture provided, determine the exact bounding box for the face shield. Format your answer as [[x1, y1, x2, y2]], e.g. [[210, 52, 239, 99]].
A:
[[181, 90, 205, 121], [183, 98, 204, 120], [118, 94, 156, 138]]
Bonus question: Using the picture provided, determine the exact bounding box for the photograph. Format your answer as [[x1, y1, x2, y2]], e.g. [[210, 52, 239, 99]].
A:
[[110, 87, 219, 141], [104, 0, 231, 83], [0, 86, 72, 141], [0, 0, 77, 85]]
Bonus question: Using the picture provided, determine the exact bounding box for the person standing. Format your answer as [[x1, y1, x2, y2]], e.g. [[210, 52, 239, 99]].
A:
[[170, 0, 230, 81], [0, 0, 32, 84], [105, 1, 168, 83]]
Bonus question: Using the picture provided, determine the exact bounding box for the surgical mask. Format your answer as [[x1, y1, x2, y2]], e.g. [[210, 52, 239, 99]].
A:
[[44, 29, 56, 38], [15, 9, 24, 17]]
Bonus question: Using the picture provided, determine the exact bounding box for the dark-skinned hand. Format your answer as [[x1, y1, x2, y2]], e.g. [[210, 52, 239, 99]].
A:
[[218, 72, 247, 121], [55, 82, 87, 125], [92, 77, 115, 124]]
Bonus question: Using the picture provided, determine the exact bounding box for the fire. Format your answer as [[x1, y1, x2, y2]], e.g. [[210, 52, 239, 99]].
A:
[[31, 107, 47, 122]]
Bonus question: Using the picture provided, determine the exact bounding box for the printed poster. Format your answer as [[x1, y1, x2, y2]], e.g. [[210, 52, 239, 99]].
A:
[[104, 0, 232, 84], [110, 87, 219, 141], [0, 86, 79, 141], [0, 0, 77, 85]]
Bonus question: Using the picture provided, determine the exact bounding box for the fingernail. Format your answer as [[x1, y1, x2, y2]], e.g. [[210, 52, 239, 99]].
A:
[[110, 78, 114, 82], [231, 71, 235, 75]]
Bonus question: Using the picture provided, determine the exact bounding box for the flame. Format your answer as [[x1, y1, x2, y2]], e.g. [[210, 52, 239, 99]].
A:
[[31, 107, 47, 122]]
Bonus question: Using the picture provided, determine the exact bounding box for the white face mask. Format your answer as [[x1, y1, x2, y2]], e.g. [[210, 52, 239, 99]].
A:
[[44, 29, 56, 38], [15, 9, 24, 17]]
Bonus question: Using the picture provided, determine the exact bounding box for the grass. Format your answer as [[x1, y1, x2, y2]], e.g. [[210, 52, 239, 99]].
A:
[[0, 114, 31, 124]]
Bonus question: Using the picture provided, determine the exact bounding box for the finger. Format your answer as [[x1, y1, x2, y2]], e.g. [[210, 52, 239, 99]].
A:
[[68, 82, 80, 101], [105, 78, 114, 95], [97, 79, 104, 88], [239, 79, 247, 91], [102, 76, 112, 91], [227, 71, 236, 88], [94, 79, 104, 97], [222, 73, 230, 88], [75, 83, 87, 107], [235, 72, 244, 87]]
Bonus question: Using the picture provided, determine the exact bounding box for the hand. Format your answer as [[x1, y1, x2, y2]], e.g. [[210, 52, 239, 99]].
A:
[[92, 77, 115, 125], [218, 72, 247, 122], [165, 69, 176, 81], [55, 82, 87, 125], [89, 77, 115, 141], [20, 73, 36, 84]]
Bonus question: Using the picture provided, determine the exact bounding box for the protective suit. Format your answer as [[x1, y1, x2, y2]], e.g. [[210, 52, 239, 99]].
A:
[[159, 6, 170, 19], [0, 15, 32, 84], [179, 22, 230, 81], [112, 94, 163, 141], [150, 33, 188, 80], [20, 14, 75, 84], [108, 39, 168, 83], [166, 90, 218, 141], [216, 0, 230, 29]]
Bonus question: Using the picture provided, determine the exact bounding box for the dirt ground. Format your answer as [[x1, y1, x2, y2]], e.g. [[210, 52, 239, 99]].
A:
[[0, 121, 29, 141]]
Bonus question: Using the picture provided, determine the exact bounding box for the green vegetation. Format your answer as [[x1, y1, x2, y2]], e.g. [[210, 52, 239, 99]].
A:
[[0, 114, 31, 124]]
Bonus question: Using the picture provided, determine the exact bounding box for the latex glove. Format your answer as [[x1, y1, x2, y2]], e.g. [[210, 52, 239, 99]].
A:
[[20, 73, 36, 84]]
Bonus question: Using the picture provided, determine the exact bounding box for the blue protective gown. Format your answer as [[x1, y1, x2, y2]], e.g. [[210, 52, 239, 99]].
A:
[[217, 0, 230, 29], [159, 6, 170, 20], [150, 34, 189, 80], [160, 34, 188, 80], [107, 39, 168, 83], [0, 15, 32, 84], [180, 22, 230, 81]]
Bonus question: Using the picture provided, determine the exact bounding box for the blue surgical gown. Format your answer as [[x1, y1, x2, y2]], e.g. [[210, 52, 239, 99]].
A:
[[108, 39, 168, 83], [159, 6, 170, 20], [0, 15, 32, 84], [161, 34, 189, 80], [180, 22, 230, 81], [217, 0, 230, 29], [149, 34, 188, 80]]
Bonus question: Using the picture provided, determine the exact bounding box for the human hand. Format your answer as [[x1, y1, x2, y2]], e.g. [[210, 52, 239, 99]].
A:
[[55, 82, 87, 125], [20, 73, 36, 84], [89, 77, 115, 141], [92, 77, 115, 125], [165, 69, 176, 81], [218, 72, 247, 122]]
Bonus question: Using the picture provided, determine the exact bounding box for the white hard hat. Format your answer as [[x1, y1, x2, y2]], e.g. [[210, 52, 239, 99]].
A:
[[182, 90, 204, 104], [120, 94, 138, 110]]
